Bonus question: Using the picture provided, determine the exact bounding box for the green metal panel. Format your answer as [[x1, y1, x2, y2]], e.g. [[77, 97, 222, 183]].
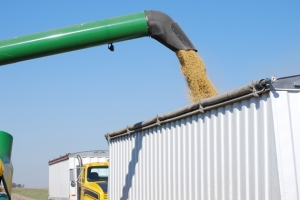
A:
[[0, 131, 13, 161], [0, 131, 13, 200], [0, 12, 149, 66]]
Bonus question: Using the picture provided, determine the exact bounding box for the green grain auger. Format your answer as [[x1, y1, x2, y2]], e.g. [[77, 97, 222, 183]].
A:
[[0, 10, 196, 66]]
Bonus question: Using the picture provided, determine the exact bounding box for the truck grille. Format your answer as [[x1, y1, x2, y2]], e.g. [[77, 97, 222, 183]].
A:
[[104, 193, 107, 200]]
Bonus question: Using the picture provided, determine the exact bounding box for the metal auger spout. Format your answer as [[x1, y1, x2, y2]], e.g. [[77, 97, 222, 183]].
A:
[[0, 10, 196, 66], [146, 10, 196, 52]]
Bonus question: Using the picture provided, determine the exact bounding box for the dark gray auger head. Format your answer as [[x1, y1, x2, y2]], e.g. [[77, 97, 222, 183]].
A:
[[145, 10, 197, 52]]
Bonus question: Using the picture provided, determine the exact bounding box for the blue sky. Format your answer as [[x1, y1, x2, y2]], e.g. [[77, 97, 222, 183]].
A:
[[0, 1, 299, 188]]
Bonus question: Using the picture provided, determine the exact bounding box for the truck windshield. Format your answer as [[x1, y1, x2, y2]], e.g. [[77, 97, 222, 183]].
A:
[[87, 166, 108, 182]]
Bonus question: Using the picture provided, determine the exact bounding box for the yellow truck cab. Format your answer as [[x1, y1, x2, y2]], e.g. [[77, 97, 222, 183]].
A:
[[78, 162, 108, 200], [48, 150, 109, 200]]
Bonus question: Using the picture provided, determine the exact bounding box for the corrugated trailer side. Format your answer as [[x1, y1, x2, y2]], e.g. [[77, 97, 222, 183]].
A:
[[49, 154, 70, 200], [106, 75, 300, 200], [271, 89, 300, 199]]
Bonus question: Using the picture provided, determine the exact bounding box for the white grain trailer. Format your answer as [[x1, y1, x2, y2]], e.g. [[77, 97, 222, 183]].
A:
[[48, 150, 109, 200], [106, 75, 300, 200]]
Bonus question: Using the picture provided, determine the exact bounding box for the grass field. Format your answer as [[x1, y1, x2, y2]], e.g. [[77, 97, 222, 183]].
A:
[[12, 188, 48, 200]]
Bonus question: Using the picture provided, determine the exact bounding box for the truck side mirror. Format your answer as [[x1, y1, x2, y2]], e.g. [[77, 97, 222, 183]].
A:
[[71, 181, 76, 187]]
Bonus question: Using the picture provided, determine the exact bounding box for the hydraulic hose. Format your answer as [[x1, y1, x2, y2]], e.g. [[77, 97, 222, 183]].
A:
[[0, 10, 196, 66]]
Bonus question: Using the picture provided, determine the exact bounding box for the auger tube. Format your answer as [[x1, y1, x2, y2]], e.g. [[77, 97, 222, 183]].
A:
[[0, 10, 196, 66]]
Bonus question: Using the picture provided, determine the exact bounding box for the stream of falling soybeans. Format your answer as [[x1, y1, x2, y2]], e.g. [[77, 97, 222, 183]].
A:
[[176, 50, 218, 103]]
